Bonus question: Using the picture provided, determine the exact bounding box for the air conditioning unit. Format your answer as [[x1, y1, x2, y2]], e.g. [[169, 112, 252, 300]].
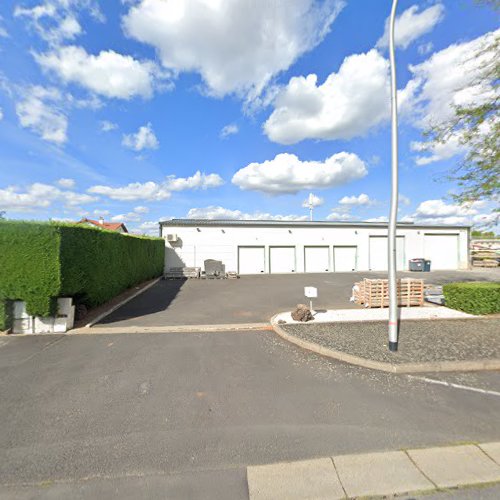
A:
[[166, 233, 178, 242]]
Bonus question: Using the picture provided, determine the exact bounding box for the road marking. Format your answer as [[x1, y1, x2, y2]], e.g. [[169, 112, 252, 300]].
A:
[[407, 375, 500, 397]]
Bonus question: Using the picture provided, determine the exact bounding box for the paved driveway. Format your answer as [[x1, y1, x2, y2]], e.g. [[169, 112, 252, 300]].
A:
[[99, 269, 499, 328], [1, 331, 500, 499]]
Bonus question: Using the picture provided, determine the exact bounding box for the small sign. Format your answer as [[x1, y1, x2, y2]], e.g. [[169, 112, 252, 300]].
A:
[[304, 286, 318, 298]]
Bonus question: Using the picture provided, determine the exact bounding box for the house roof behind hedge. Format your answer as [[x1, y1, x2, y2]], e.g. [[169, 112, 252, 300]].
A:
[[78, 218, 128, 233]]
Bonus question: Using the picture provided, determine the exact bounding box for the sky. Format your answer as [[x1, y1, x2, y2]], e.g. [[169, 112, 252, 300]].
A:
[[0, 0, 498, 235]]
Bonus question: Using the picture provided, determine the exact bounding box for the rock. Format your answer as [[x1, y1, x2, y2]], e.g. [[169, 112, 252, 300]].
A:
[[277, 319, 287, 325], [291, 304, 313, 322]]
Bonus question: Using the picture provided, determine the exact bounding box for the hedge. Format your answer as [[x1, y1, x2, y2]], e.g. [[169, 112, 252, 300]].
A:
[[443, 281, 500, 315], [0, 220, 164, 330]]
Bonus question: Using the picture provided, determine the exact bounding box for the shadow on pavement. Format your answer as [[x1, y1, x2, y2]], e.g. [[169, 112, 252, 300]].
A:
[[99, 279, 186, 324]]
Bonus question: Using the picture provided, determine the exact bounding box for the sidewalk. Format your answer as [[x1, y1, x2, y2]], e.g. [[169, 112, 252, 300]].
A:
[[247, 442, 500, 500], [272, 317, 500, 373]]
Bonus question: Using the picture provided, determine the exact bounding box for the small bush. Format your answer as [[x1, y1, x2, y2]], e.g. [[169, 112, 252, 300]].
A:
[[443, 282, 500, 315]]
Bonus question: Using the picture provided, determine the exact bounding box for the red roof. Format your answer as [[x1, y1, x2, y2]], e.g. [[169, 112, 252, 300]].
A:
[[78, 218, 128, 233]]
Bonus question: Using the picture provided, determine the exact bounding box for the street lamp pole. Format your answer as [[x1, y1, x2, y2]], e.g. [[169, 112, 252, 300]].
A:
[[388, 0, 399, 352]]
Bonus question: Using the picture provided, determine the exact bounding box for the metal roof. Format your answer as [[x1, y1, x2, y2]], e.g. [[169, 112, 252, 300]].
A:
[[159, 218, 470, 229]]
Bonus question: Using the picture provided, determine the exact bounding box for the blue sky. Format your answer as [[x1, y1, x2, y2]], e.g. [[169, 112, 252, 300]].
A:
[[0, 0, 498, 234]]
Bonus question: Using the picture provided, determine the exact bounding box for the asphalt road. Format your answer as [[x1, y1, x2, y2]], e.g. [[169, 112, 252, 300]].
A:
[[1, 330, 500, 499], [99, 269, 500, 327]]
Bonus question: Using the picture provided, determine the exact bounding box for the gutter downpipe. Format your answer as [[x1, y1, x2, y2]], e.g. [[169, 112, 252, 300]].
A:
[[388, 0, 399, 352]]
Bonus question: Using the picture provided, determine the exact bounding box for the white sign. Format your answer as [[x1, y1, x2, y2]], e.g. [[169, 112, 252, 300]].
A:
[[304, 286, 318, 298]]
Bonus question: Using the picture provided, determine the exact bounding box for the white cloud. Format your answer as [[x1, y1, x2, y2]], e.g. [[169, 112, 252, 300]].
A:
[[0, 107, 3, 120], [326, 211, 352, 221], [364, 216, 389, 223], [15, 86, 68, 144], [165, 171, 224, 191], [302, 193, 324, 208], [263, 50, 390, 144], [338, 193, 374, 206], [122, 123, 159, 151], [400, 199, 495, 226], [418, 42, 434, 55], [411, 135, 467, 166], [187, 206, 308, 221], [0, 182, 96, 211], [377, 4, 445, 50], [123, 0, 345, 101], [399, 194, 411, 206], [232, 152, 367, 194], [35, 46, 160, 99], [0, 15, 8, 38], [14, 0, 104, 44], [403, 29, 499, 129], [100, 120, 118, 132], [133, 205, 149, 214], [88, 171, 223, 201], [111, 212, 141, 223], [88, 181, 170, 201], [93, 209, 110, 217], [220, 123, 238, 138], [57, 178, 76, 188]]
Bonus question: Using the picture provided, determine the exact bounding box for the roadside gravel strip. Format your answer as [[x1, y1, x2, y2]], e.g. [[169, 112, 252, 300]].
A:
[[273, 318, 500, 373]]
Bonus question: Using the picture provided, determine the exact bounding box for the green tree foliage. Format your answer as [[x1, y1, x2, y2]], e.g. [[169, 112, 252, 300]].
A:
[[424, 22, 499, 210]]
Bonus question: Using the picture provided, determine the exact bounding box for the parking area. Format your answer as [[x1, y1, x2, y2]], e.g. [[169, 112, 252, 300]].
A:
[[98, 269, 499, 328]]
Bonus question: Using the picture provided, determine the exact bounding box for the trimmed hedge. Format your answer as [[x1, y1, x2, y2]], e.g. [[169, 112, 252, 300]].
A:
[[58, 225, 164, 308], [0, 220, 164, 330], [443, 281, 500, 315]]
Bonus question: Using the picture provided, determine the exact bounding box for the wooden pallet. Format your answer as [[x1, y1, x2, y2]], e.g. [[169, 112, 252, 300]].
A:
[[352, 278, 424, 308]]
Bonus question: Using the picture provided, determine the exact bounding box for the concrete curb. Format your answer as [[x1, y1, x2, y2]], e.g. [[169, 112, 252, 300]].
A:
[[73, 323, 272, 335], [247, 441, 500, 500], [271, 316, 500, 373], [83, 277, 162, 328]]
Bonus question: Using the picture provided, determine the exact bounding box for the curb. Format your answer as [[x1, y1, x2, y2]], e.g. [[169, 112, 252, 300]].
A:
[[73, 323, 272, 335], [271, 316, 500, 373], [83, 277, 162, 328]]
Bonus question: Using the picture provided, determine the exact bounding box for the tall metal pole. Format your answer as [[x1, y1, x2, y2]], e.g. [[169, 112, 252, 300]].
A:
[[309, 193, 314, 221], [388, 0, 399, 352]]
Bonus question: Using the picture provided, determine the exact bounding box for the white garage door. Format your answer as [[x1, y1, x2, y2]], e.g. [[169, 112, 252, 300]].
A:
[[369, 236, 405, 271], [238, 246, 265, 274], [304, 246, 330, 272], [269, 247, 296, 273], [333, 246, 357, 272], [424, 234, 459, 270]]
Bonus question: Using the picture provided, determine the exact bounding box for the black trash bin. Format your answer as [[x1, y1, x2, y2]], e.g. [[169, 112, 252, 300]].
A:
[[424, 260, 431, 272], [409, 258, 425, 271]]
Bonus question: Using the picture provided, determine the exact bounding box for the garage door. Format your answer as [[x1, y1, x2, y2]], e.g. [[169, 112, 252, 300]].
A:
[[424, 234, 459, 270], [304, 246, 330, 272], [333, 246, 357, 272], [369, 236, 405, 271], [269, 247, 296, 273], [238, 246, 265, 274]]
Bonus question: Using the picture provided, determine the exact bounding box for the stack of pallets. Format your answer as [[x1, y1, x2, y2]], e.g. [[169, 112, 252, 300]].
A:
[[352, 278, 424, 308]]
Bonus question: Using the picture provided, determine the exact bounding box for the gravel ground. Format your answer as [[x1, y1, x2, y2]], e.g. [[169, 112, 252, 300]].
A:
[[280, 318, 500, 364]]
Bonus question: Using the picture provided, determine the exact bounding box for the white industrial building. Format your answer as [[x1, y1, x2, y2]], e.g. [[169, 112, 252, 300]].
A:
[[160, 219, 470, 274]]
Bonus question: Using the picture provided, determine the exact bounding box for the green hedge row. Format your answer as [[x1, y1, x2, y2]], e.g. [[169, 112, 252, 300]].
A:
[[443, 281, 500, 315], [0, 220, 164, 330]]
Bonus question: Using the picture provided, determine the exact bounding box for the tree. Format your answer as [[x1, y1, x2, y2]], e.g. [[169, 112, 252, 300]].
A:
[[424, 4, 499, 210]]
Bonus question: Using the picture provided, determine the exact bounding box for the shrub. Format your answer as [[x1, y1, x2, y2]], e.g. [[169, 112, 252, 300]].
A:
[[443, 281, 500, 315], [0, 220, 164, 330]]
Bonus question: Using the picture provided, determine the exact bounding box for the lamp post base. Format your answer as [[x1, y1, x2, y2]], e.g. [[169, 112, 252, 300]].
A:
[[389, 341, 398, 352]]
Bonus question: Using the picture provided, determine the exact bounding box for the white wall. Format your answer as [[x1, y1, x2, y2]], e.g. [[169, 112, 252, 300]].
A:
[[161, 224, 469, 273]]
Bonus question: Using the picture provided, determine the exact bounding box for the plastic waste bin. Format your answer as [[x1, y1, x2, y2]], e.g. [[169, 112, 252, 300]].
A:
[[409, 258, 425, 271], [424, 260, 431, 272]]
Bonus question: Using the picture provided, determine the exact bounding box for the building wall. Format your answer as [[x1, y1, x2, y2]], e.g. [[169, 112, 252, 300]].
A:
[[161, 224, 470, 273]]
